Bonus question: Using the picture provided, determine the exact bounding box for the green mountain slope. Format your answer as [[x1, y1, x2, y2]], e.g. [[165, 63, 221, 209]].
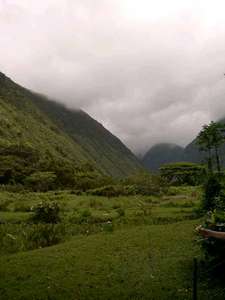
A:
[[142, 143, 184, 171], [0, 72, 142, 178]]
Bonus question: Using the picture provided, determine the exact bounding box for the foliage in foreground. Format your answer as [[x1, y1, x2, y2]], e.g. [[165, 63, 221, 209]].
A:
[[199, 173, 225, 271], [0, 223, 66, 253], [201, 210, 225, 269], [0, 220, 200, 300], [202, 174, 221, 211], [0, 186, 200, 254], [1, 188, 223, 299]]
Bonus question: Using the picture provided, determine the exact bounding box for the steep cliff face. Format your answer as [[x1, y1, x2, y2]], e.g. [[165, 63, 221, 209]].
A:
[[0, 72, 142, 177]]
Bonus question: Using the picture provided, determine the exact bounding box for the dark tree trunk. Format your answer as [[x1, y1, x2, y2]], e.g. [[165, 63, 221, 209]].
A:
[[215, 147, 221, 173], [208, 148, 213, 173]]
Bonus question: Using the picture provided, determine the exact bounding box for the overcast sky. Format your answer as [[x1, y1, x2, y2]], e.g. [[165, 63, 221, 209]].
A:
[[1, 0, 225, 154]]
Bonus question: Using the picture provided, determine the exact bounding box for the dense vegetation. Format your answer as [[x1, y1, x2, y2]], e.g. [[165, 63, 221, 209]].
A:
[[1, 72, 225, 298], [192, 121, 225, 285], [0, 186, 213, 299], [0, 72, 142, 179], [160, 162, 206, 186]]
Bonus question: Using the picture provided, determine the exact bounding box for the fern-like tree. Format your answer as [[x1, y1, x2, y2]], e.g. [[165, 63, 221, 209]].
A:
[[197, 123, 213, 173], [196, 121, 225, 173], [210, 122, 225, 172]]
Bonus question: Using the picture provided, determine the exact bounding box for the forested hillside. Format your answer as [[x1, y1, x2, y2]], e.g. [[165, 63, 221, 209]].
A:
[[0, 71, 142, 184]]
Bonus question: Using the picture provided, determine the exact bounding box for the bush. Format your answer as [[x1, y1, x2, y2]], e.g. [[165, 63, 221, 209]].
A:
[[13, 203, 31, 212], [70, 190, 82, 195], [31, 201, 60, 223], [0, 223, 65, 254], [0, 184, 26, 193], [88, 173, 166, 197], [87, 185, 123, 197], [201, 210, 225, 267], [102, 221, 114, 233], [89, 198, 103, 208], [0, 199, 11, 211], [123, 172, 167, 196], [202, 175, 221, 211], [24, 171, 57, 192], [112, 203, 121, 209], [81, 209, 91, 219], [137, 200, 152, 216], [73, 172, 114, 192], [116, 207, 125, 217], [22, 223, 65, 249], [68, 209, 92, 224], [160, 162, 206, 186]]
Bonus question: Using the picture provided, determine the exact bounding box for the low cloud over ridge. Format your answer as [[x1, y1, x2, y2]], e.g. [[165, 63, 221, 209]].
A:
[[1, 0, 225, 154]]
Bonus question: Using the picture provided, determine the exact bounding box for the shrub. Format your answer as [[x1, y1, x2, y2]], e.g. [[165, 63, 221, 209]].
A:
[[13, 203, 31, 212], [31, 201, 60, 223], [81, 209, 91, 218], [112, 203, 121, 209], [123, 172, 167, 196], [116, 207, 125, 217], [89, 198, 103, 208], [69, 209, 92, 224], [22, 223, 65, 249], [70, 190, 82, 195], [0, 229, 21, 254], [215, 191, 225, 210], [54, 165, 76, 188], [24, 171, 57, 192], [102, 221, 114, 233], [201, 210, 225, 267], [137, 200, 152, 216], [0, 223, 65, 254], [0, 199, 11, 211], [202, 174, 221, 211], [122, 185, 137, 196], [87, 185, 123, 197], [0, 144, 39, 185], [160, 162, 206, 186], [0, 184, 26, 193]]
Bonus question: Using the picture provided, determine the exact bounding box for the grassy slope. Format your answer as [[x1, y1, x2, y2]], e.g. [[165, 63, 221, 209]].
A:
[[1, 187, 223, 300], [0, 220, 199, 300], [0, 72, 142, 176], [33, 97, 142, 177], [0, 97, 89, 165]]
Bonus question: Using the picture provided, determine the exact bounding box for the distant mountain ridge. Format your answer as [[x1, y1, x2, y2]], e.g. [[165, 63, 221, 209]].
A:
[[0, 71, 142, 177], [142, 143, 184, 171], [142, 118, 225, 171]]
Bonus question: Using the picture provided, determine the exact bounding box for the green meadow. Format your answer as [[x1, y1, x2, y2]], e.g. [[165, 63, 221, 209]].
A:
[[0, 186, 223, 300]]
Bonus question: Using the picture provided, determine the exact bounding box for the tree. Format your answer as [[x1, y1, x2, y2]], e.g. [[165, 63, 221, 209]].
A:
[[24, 171, 57, 191], [196, 121, 225, 173], [210, 122, 225, 172], [160, 162, 206, 186]]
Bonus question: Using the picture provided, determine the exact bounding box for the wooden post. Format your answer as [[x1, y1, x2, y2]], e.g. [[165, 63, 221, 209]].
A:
[[193, 258, 198, 300]]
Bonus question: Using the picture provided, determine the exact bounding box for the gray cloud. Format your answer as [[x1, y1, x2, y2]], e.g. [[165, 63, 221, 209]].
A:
[[1, 0, 225, 154]]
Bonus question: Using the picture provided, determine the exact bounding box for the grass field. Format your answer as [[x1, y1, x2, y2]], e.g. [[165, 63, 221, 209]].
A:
[[0, 187, 224, 299]]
